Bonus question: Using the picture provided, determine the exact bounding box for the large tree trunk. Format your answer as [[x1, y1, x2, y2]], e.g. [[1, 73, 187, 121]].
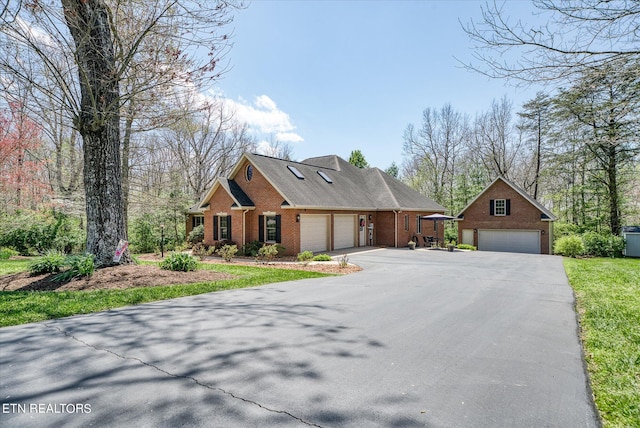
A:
[[63, 0, 129, 266]]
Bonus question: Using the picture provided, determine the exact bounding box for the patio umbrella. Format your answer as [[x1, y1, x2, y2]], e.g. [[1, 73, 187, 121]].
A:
[[420, 214, 458, 243], [420, 213, 457, 221]]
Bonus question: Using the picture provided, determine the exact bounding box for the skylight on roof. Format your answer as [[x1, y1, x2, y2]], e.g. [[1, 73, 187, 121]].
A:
[[287, 165, 305, 179], [317, 170, 333, 183]]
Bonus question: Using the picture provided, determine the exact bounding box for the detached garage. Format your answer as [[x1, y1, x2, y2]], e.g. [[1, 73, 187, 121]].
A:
[[457, 176, 557, 255]]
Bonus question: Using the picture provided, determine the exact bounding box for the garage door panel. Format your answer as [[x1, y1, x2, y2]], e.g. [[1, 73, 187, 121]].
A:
[[300, 215, 329, 252], [478, 230, 540, 254], [334, 215, 356, 250]]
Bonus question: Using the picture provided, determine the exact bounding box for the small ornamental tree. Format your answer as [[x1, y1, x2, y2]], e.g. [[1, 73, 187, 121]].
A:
[[0, 104, 50, 211]]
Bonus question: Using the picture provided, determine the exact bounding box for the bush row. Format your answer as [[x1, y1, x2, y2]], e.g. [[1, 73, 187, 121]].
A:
[[554, 232, 625, 258]]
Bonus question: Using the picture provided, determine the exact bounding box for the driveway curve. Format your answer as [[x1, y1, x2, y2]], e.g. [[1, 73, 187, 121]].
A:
[[0, 249, 599, 427]]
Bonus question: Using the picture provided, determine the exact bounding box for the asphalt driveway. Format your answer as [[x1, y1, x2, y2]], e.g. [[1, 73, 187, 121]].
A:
[[0, 249, 599, 427]]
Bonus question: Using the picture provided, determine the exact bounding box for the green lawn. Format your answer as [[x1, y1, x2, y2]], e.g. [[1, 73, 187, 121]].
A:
[[563, 257, 640, 428], [0, 259, 31, 275], [0, 260, 330, 327]]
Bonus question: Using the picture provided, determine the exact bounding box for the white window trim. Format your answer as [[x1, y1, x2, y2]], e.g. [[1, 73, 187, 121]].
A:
[[495, 199, 506, 216], [265, 215, 277, 243]]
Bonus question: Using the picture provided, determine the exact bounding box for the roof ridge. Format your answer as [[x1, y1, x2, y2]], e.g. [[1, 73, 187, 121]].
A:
[[250, 152, 340, 171], [370, 168, 400, 209]]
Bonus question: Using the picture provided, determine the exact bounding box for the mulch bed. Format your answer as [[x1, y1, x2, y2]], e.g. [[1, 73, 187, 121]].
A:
[[0, 256, 361, 292]]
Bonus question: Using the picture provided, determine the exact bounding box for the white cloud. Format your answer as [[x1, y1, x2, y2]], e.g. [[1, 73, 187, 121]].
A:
[[225, 94, 304, 143], [275, 132, 304, 143]]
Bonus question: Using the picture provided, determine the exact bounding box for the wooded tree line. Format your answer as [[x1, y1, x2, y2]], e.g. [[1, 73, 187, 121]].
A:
[[402, 64, 640, 235], [402, 0, 640, 236]]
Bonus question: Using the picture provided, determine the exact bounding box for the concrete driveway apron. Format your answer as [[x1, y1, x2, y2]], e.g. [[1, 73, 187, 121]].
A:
[[0, 249, 599, 427]]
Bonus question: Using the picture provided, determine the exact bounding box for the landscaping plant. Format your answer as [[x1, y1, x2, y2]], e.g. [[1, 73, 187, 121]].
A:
[[553, 235, 585, 257], [160, 252, 198, 272], [216, 244, 238, 262], [192, 242, 214, 260], [29, 250, 67, 275], [0, 247, 18, 260], [256, 244, 279, 264], [312, 254, 332, 261], [53, 253, 95, 282]]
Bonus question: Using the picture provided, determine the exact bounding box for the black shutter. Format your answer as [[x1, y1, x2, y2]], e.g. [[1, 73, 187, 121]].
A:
[[489, 200, 495, 216], [213, 216, 219, 241], [275, 215, 281, 243], [506, 199, 511, 216], [227, 215, 232, 241], [258, 215, 264, 242]]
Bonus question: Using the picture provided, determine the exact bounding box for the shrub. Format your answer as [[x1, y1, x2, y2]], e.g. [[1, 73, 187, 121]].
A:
[[192, 242, 214, 260], [256, 244, 279, 264], [0, 247, 18, 260], [216, 244, 238, 262], [554, 235, 585, 258], [54, 254, 95, 282], [582, 231, 625, 258], [242, 240, 263, 257], [160, 252, 198, 272], [297, 251, 314, 262], [338, 254, 349, 268], [187, 224, 205, 244], [130, 215, 158, 254], [0, 210, 84, 255], [456, 244, 477, 251], [312, 254, 332, 261], [213, 239, 237, 251], [29, 250, 67, 275], [554, 222, 581, 239]]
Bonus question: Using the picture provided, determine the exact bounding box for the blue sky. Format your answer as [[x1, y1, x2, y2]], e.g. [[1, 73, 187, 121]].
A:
[[213, 1, 543, 170]]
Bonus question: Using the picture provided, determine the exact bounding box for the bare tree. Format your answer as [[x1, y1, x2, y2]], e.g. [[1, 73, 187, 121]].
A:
[[162, 97, 254, 202], [471, 96, 522, 179], [463, 0, 640, 83], [0, 1, 239, 265], [403, 104, 467, 207]]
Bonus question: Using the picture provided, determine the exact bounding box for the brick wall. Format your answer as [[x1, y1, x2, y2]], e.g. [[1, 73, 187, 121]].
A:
[[457, 179, 552, 254]]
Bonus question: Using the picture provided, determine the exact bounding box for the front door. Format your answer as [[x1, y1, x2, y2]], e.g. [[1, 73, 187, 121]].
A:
[[359, 215, 366, 247]]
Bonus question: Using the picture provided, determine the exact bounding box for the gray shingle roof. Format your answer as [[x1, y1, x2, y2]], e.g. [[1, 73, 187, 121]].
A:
[[219, 178, 255, 208], [240, 153, 445, 211]]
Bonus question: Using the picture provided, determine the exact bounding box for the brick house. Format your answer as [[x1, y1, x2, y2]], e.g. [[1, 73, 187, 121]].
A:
[[456, 176, 557, 254], [186, 153, 446, 255]]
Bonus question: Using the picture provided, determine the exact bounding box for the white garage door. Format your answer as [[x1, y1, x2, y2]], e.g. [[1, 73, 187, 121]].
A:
[[334, 215, 356, 250], [300, 215, 329, 252], [478, 230, 540, 254]]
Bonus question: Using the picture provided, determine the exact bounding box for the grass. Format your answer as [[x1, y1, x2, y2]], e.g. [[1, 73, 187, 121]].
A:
[[0, 261, 331, 328], [563, 257, 640, 428], [0, 259, 31, 275]]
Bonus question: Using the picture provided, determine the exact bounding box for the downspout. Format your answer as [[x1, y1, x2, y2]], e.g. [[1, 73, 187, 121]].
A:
[[393, 210, 399, 248], [242, 209, 250, 250]]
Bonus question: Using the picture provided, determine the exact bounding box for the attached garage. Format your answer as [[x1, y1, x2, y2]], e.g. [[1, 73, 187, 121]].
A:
[[300, 214, 330, 252], [478, 229, 540, 254], [334, 214, 357, 250]]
